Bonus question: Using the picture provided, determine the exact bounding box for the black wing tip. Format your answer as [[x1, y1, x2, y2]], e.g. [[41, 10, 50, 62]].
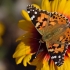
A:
[[27, 4, 47, 12], [27, 4, 35, 12], [27, 4, 41, 11], [54, 59, 64, 66], [27, 4, 34, 9]]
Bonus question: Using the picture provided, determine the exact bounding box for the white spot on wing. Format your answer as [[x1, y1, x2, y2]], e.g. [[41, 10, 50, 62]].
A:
[[54, 56, 57, 58], [34, 11, 37, 14], [55, 62, 57, 64], [35, 22, 40, 27], [28, 11, 30, 13], [33, 10, 34, 11], [51, 55, 57, 59], [58, 55, 61, 58], [31, 15, 35, 20], [51, 56, 54, 59], [52, 12, 54, 14]]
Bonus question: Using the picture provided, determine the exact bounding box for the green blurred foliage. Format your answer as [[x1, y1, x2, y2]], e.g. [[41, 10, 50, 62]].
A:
[[0, 47, 7, 59]]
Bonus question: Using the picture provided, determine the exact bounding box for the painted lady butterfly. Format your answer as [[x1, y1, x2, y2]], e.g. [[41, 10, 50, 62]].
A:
[[27, 5, 70, 66]]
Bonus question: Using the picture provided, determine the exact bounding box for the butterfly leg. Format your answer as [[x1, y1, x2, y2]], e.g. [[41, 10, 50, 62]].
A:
[[30, 39, 44, 62], [35, 41, 43, 58]]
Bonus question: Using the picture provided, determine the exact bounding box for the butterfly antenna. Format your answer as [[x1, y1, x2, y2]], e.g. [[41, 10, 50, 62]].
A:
[[35, 41, 43, 58]]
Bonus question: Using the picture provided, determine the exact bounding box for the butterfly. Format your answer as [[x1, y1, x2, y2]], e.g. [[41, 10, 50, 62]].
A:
[[27, 5, 70, 66]]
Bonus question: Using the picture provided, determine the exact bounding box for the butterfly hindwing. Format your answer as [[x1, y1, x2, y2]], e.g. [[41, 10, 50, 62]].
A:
[[48, 27, 70, 66], [49, 43, 68, 66]]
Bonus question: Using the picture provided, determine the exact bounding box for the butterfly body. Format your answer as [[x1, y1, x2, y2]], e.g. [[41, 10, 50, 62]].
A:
[[42, 23, 67, 42], [27, 5, 70, 66]]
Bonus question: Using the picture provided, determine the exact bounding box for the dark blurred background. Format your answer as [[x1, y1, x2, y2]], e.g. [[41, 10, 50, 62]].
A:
[[0, 0, 41, 70]]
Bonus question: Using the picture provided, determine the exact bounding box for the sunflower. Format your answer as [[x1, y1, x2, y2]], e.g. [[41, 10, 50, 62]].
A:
[[13, 0, 70, 70], [0, 22, 5, 46]]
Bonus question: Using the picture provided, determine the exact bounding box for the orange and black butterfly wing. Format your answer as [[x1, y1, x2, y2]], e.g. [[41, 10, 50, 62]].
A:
[[49, 43, 68, 66], [46, 12, 70, 66], [27, 5, 50, 35]]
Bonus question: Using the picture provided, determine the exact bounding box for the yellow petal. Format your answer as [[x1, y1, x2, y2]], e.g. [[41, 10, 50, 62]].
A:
[[56, 57, 70, 70], [21, 10, 31, 21], [31, 53, 45, 70], [57, 0, 67, 13], [51, 0, 59, 12], [67, 52, 70, 57], [41, 0, 51, 12], [16, 32, 34, 42], [63, 57, 70, 70], [36, 64, 43, 70], [23, 53, 33, 66], [13, 42, 31, 58], [16, 56, 25, 64], [31, 57, 40, 66], [31, 59, 42, 70], [41, 61, 49, 70], [32, 4, 40, 9], [31, 53, 43, 66], [18, 20, 34, 31], [16, 35, 24, 42], [15, 42, 25, 50], [56, 65, 64, 70], [49, 60, 55, 70], [16, 31, 37, 47], [63, 1, 70, 16]]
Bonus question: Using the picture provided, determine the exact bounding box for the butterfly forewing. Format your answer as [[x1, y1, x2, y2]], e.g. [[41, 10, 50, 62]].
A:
[[27, 5, 50, 35]]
